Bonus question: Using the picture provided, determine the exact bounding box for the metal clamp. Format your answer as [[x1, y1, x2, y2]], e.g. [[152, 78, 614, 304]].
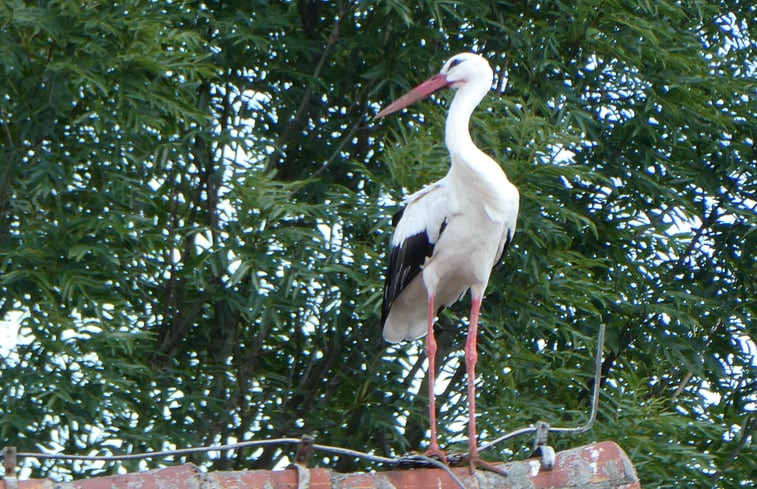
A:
[[294, 435, 315, 467], [3, 447, 18, 489], [532, 422, 555, 470], [289, 435, 315, 489]]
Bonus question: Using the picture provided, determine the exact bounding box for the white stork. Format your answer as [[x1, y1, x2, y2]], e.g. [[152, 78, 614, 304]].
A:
[[376, 52, 519, 472]]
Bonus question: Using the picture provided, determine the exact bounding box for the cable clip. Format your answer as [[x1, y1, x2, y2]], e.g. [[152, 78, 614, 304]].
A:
[[289, 435, 315, 489], [3, 446, 18, 489], [531, 422, 555, 470]]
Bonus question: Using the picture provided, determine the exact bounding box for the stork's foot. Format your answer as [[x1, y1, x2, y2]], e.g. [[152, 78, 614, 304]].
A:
[[423, 446, 449, 465], [466, 454, 508, 476]]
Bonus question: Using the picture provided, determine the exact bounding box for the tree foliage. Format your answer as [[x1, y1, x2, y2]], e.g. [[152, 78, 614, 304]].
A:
[[1, 0, 754, 486]]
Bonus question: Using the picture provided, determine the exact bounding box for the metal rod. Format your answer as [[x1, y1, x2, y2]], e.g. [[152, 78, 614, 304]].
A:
[[478, 323, 606, 453], [550, 323, 606, 436]]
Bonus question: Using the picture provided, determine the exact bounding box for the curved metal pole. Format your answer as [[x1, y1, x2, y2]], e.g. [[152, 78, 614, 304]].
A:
[[478, 323, 606, 453]]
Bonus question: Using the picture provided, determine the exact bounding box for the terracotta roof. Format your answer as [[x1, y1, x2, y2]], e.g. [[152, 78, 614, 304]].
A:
[[2, 440, 641, 489]]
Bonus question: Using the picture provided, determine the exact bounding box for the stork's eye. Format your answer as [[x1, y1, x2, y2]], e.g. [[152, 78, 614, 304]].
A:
[[448, 58, 463, 69]]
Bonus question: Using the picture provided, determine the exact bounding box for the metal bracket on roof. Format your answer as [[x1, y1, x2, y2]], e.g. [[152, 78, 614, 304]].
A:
[[531, 422, 555, 470], [289, 435, 315, 489], [294, 434, 315, 466], [2, 446, 18, 489]]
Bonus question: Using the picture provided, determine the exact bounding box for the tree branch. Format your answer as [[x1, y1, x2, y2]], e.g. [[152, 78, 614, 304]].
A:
[[264, 12, 343, 177]]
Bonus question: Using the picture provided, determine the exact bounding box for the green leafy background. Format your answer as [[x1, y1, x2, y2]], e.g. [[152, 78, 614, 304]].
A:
[[1, 1, 754, 487]]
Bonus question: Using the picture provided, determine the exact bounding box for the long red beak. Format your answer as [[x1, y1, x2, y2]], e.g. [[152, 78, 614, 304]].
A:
[[374, 73, 451, 119]]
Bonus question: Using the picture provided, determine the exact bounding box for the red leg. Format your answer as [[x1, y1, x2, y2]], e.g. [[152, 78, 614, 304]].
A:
[[466, 297, 507, 475], [465, 297, 481, 461], [424, 294, 446, 462]]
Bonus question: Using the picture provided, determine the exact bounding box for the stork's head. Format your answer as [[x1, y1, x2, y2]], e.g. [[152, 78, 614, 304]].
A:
[[375, 52, 494, 119], [439, 52, 494, 88]]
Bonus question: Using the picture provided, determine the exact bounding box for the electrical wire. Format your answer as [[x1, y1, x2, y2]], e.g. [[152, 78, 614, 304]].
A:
[[7, 324, 606, 489], [14, 439, 466, 489]]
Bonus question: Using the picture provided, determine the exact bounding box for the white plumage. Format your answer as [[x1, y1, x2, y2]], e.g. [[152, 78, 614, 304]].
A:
[[376, 52, 519, 472]]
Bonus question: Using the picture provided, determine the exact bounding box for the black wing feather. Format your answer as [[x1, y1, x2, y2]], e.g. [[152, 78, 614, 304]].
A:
[[500, 229, 513, 259], [380, 211, 448, 327], [494, 228, 515, 269], [391, 207, 404, 227], [380, 232, 432, 327]]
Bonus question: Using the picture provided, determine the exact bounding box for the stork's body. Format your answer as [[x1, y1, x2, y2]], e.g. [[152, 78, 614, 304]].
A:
[[377, 53, 519, 472]]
